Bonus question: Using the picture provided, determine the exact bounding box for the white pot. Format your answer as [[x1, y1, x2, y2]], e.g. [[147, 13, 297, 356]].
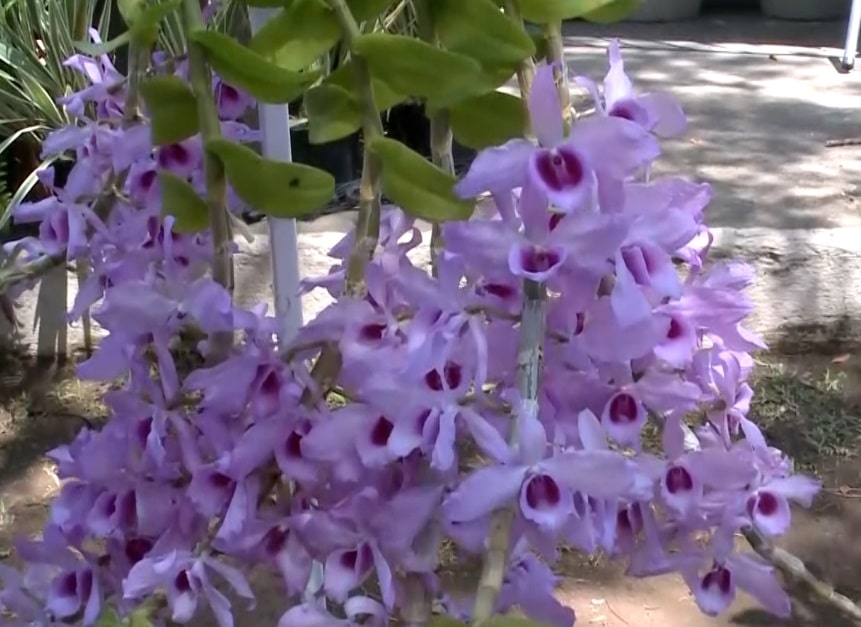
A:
[[625, 0, 703, 21]]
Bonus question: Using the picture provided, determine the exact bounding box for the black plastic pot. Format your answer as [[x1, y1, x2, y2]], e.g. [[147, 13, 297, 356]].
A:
[[384, 103, 477, 169], [290, 127, 361, 184]]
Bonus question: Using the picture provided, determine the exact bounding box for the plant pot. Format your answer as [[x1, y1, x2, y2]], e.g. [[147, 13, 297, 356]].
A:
[[624, 0, 703, 21], [760, 0, 850, 19], [290, 127, 361, 184], [385, 103, 431, 157], [384, 103, 477, 171]]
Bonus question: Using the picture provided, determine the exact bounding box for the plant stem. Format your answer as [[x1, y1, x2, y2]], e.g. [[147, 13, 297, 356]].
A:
[[543, 21, 572, 127], [401, 571, 433, 627], [742, 526, 861, 620], [502, 0, 535, 134], [180, 0, 234, 361], [415, 0, 451, 277], [471, 279, 546, 624], [297, 0, 387, 406], [325, 0, 384, 298]]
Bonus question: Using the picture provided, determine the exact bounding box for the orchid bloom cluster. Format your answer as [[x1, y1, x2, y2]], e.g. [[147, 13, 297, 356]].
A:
[[0, 38, 817, 627], [1, 29, 256, 309]]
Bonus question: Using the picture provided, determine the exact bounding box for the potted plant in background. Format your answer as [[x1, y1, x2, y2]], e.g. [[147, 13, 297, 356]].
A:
[[0, 0, 116, 239], [760, 0, 851, 20]]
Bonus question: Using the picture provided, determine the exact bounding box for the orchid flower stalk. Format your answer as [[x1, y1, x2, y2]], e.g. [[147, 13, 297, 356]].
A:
[[180, 0, 234, 362], [473, 277, 547, 624], [416, 0, 453, 277], [503, 0, 536, 133], [543, 21, 572, 127], [325, 0, 384, 298]]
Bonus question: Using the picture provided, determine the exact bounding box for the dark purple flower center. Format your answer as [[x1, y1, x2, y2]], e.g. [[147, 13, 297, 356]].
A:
[[340, 544, 373, 574], [285, 431, 302, 458], [158, 143, 190, 168], [58, 572, 77, 597], [617, 504, 643, 533], [535, 148, 584, 191], [174, 570, 192, 592], [219, 83, 240, 103], [667, 318, 684, 340], [341, 549, 358, 569], [519, 246, 562, 275], [482, 282, 516, 300], [424, 361, 462, 391], [525, 474, 562, 510], [102, 494, 117, 517], [370, 416, 394, 446], [258, 368, 281, 396], [702, 565, 732, 594], [125, 537, 153, 564], [574, 312, 586, 335], [210, 472, 233, 489], [549, 212, 564, 231], [139, 169, 156, 191], [608, 98, 648, 128], [609, 101, 637, 122], [359, 323, 387, 342], [749, 491, 779, 517], [136, 418, 153, 446], [665, 465, 694, 494], [609, 393, 638, 424], [264, 526, 288, 555]]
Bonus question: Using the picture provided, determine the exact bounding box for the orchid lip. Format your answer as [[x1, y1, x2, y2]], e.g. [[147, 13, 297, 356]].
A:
[[534, 147, 586, 191]]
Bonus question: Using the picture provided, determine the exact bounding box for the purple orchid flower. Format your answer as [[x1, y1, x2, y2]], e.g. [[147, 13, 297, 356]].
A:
[[455, 61, 660, 212], [577, 39, 687, 138]]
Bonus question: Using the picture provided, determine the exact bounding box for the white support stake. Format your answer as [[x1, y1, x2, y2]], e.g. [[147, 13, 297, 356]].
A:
[[248, 8, 304, 346], [842, 0, 861, 70], [247, 7, 325, 606]]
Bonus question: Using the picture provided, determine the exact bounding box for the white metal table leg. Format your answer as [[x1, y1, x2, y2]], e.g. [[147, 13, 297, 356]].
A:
[[841, 0, 861, 70]]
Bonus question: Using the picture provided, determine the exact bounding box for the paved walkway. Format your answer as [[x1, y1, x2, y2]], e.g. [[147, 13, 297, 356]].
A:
[[303, 13, 861, 233]]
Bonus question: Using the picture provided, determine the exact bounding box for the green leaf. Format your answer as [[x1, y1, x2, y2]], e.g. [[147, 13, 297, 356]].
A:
[[248, 0, 340, 71], [304, 84, 361, 143], [347, 0, 394, 21], [478, 618, 552, 626], [118, 0, 146, 25], [242, 0, 289, 5], [190, 29, 320, 103], [158, 172, 209, 233], [582, 0, 642, 22], [74, 31, 133, 56], [324, 61, 406, 112], [430, 0, 535, 69], [366, 136, 474, 221], [95, 606, 123, 627], [449, 91, 526, 150], [206, 139, 335, 218], [353, 34, 483, 107], [127, 601, 160, 627], [517, 0, 629, 21], [427, 618, 468, 627], [128, 0, 182, 44], [140, 75, 200, 145]]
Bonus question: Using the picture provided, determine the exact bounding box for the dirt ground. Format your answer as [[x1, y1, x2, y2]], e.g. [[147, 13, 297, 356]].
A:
[[1, 348, 861, 626]]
